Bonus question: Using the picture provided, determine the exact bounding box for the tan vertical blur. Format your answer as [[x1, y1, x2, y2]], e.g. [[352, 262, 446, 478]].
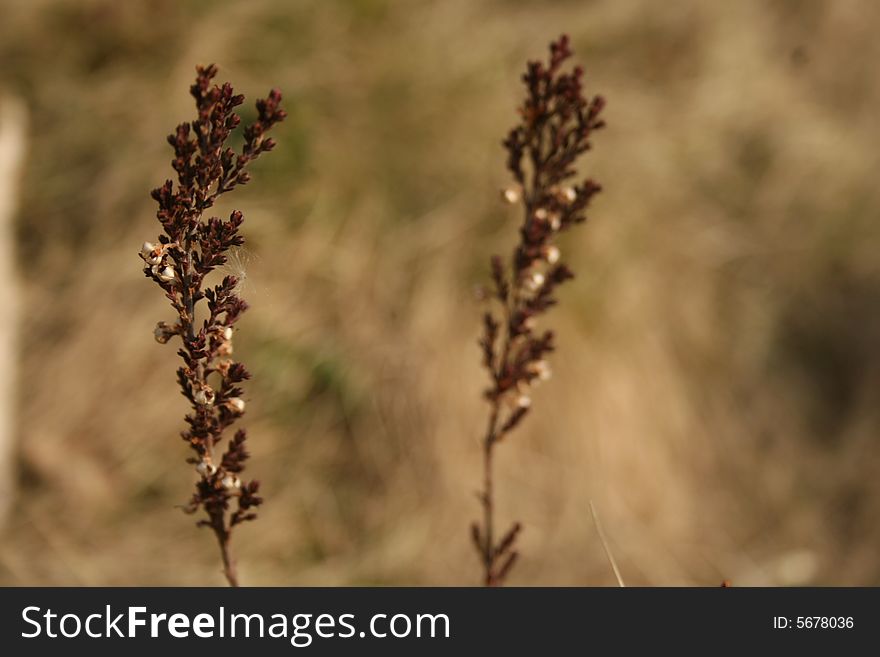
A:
[[0, 96, 25, 529]]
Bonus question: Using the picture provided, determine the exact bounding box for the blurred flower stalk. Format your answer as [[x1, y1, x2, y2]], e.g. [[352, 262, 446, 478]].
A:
[[473, 35, 605, 586]]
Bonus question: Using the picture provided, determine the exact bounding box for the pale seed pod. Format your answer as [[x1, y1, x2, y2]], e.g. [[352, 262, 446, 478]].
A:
[[549, 214, 562, 231], [502, 387, 532, 410], [156, 265, 177, 283], [528, 359, 552, 381], [196, 460, 217, 477], [221, 326, 233, 341], [501, 187, 521, 204], [562, 186, 577, 202], [524, 271, 545, 292], [222, 474, 241, 491], [543, 245, 560, 264], [140, 241, 163, 266], [193, 385, 215, 407], [226, 397, 246, 414], [534, 208, 548, 221]]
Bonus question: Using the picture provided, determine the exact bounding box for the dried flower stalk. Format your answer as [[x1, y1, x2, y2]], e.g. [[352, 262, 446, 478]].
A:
[[472, 35, 605, 586], [140, 65, 286, 586]]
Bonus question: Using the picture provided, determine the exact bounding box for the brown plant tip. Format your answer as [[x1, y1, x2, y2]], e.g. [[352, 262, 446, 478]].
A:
[[494, 522, 522, 560], [474, 34, 604, 587], [494, 551, 519, 585], [140, 64, 285, 586]]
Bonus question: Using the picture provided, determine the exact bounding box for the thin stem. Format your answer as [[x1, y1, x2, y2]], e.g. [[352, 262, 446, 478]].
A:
[[590, 500, 625, 588], [479, 250, 519, 587], [182, 233, 196, 342], [481, 404, 499, 586], [213, 520, 239, 587], [182, 230, 230, 585]]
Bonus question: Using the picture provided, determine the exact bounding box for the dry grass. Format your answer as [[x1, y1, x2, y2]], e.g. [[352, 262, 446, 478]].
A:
[[1, 0, 880, 585]]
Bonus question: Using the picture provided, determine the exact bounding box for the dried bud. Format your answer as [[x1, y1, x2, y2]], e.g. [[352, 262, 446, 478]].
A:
[[226, 397, 246, 414], [216, 360, 232, 376], [221, 326, 234, 341], [503, 389, 533, 410], [543, 245, 560, 264], [534, 208, 548, 221], [222, 474, 242, 491], [196, 460, 217, 477], [193, 385, 215, 407], [217, 341, 233, 357], [156, 265, 177, 283], [501, 187, 521, 204], [528, 359, 552, 381], [153, 321, 177, 344], [562, 186, 577, 202], [140, 241, 163, 266], [524, 271, 545, 292], [549, 214, 562, 231]]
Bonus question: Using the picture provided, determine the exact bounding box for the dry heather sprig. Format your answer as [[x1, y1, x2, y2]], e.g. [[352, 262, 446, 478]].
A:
[[139, 64, 286, 586], [472, 35, 605, 586]]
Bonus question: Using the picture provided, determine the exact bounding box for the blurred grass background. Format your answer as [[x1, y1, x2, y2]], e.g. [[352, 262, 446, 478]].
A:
[[1, 0, 880, 585]]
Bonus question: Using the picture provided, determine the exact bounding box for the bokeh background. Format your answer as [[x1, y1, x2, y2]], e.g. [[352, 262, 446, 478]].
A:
[[0, 0, 879, 586]]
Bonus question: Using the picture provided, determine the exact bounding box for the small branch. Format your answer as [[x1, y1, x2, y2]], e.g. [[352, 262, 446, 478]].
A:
[[590, 500, 625, 588]]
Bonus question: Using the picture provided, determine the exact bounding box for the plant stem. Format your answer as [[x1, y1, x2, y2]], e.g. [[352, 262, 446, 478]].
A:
[[481, 404, 499, 586], [479, 256, 518, 587], [181, 234, 232, 586], [214, 522, 239, 587]]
